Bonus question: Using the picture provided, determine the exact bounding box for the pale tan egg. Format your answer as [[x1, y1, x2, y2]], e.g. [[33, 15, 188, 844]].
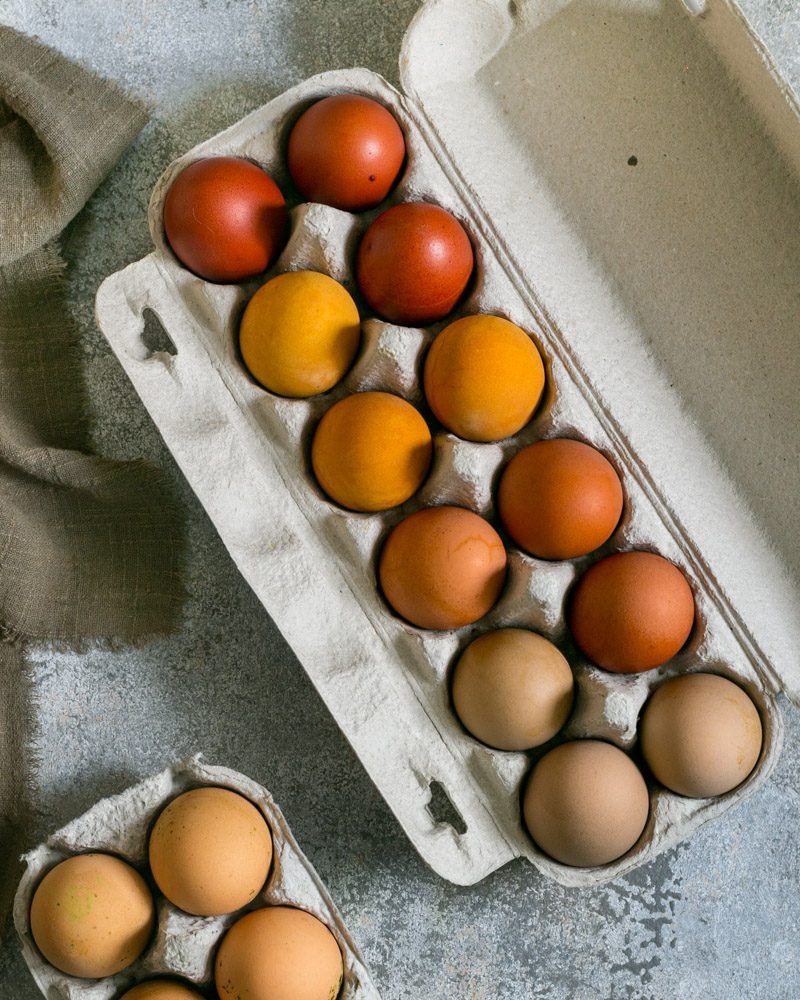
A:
[[215, 906, 344, 1000], [640, 672, 763, 797], [452, 629, 574, 751], [148, 786, 272, 916], [523, 740, 649, 867], [29, 853, 154, 978], [120, 981, 204, 1000]]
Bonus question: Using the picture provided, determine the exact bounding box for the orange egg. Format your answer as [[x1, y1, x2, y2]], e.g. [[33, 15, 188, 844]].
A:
[[423, 315, 545, 442], [569, 551, 695, 673], [121, 982, 204, 1000], [288, 94, 405, 211], [30, 853, 154, 978], [356, 202, 474, 325], [239, 271, 360, 397], [148, 787, 273, 917], [163, 157, 287, 282], [312, 392, 431, 511], [523, 740, 650, 867], [640, 672, 763, 797], [378, 505, 507, 630], [498, 439, 623, 559], [215, 907, 343, 1000]]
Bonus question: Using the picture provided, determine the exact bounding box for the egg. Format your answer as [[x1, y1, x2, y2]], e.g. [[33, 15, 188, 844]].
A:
[[423, 315, 545, 442], [215, 906, 343, 1000], [451, 629, 574, 750], [378, 505, 506, 630], [356, 202, 474, 325], [311, 391, 432, 511], [569, 551, 695, 673], [120, 982, 204, 1000], [498, 438, 623, 559], [523, 740, 650, 867], [29, 853, 154, 978], [148, 786, 273, 917], [239, 271, 360, 397], [287, 94, 405, 211], [640, 672, 763, 797], [163, 157, 287, 282]]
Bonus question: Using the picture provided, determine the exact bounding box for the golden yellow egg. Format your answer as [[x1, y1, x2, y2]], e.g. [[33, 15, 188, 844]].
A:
[[120, 981, 204, 999], [148, 786, 273, 917], [312, 391, 432, 511], [29, 853, 154, 978], [239, 270, 360, 397]]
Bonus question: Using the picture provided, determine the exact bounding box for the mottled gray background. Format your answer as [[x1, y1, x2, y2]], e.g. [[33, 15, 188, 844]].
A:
[[1, 1, 799, 998]]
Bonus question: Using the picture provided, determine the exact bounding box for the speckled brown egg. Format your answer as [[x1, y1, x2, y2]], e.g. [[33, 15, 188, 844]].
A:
[[215, 906, 343, 1000], [569, 551, 695, 673], [29, 853, 154, 978], [498, 438, 623, 559], [452, 629, 574, 750], [640, 672, 763, 797], [378, 505, 507, 630], [120, 981, 205, 1000], [148, 786, 272, 916], [523, 740, 650, 867]]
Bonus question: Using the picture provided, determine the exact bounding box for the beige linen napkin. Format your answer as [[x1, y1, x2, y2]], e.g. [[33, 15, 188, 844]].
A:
[[0, 28, 183, 926]]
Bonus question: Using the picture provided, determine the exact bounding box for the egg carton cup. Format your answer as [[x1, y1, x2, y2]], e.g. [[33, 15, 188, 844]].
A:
[[13, 756, 380, 1000], [95, 0, 800, 888]]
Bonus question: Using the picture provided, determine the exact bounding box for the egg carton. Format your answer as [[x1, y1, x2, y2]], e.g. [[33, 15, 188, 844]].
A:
[[13, 756, 380, 999], [94, 0, 800, 888]]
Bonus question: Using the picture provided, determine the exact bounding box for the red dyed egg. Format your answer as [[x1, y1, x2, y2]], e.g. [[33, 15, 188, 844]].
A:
[[288, 94, 406, 212], [163, 156, 287, 283], [356, 202, 474, 325]]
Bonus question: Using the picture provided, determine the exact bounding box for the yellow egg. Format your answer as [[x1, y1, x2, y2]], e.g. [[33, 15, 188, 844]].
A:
[[215, 906, 343, 1000], [423, 314, 545, 442], [452, 629, 574, 750], [29, 853, 154, 978], [311, 391, 432, 511], [120, 981, 204, 1000], [239, 270, 360, 397], [148, 787, 273, 917]]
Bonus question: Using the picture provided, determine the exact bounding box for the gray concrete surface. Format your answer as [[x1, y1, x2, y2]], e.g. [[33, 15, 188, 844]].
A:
[[1, 1, 799, 997]]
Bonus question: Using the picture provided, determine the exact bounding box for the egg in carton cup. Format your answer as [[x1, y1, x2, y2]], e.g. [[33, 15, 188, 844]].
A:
[[13, 755, 380, 999], [95, 0, 800, 889]]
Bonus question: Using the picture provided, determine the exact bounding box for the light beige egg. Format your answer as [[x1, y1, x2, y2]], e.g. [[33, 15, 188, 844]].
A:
[[29, 853, 154, 978], [215, 906, 344, 1000], [120, 981, 204, 1000], [452, 629, 574, 751], [523, 740, 649, 867], [148, 786, 273, 916], [640, 672, 763, 797]]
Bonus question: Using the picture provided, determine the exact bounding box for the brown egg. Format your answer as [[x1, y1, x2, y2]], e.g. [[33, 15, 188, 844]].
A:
[[163, 157, 287, 282], [121, 982, 204, 1000], [452, 629, 574, 750], [523, 741, 650, 867], [640, 672, 763, 797], [378, 506, 507, 630], [148, 787, 272, 917], [311, 392, 432, 511], [215, 906, 343, 1000], [569, 551, 695, 673], [498, 439, 623, 559], [29, 853, 154, 978], [356, 202, 474, 325], [288, 94, 405, 211], [423, 315, 545, 442]]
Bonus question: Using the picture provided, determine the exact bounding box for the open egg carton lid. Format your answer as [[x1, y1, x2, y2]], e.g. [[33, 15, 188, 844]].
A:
[[13, 755, 380, 1000], [94, 0, 800, 889]]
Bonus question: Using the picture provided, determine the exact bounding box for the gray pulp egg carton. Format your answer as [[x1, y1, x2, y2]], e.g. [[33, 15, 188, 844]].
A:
[[94, 0, 800, 889], [13, 756, 380, 999]]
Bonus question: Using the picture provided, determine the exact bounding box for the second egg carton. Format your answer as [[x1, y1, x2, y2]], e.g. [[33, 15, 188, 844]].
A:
[[95, 60, 788, 888], [13, 755, 380, 999]]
